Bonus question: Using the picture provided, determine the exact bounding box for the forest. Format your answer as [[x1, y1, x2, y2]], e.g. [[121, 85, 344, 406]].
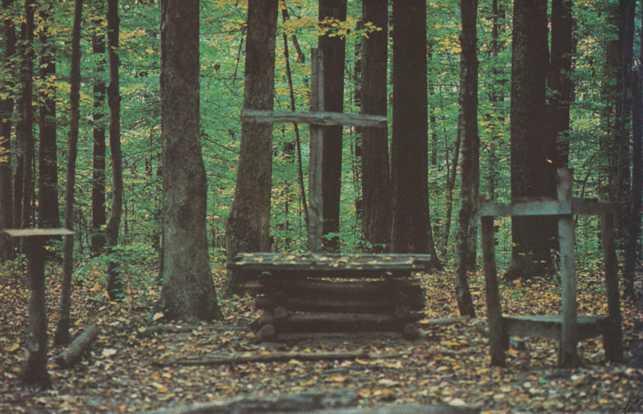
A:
[[0, 0, 642, 412]]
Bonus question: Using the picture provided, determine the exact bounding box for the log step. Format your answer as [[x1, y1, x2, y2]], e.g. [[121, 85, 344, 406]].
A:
[[255, 294, 425, 313], [271, 311, 421, 334], [502, 314, 609, 340]]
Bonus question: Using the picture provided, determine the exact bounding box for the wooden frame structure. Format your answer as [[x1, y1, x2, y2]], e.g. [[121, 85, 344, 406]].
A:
[[480, 168, 623, 368], [242, 49, 387, 252], [228, 253, 429, 341], [2, 228, 73, 387]]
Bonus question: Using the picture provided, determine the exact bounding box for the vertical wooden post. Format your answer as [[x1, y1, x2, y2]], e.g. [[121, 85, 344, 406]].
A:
[[481, 216, 506, 366], [557, 168, 579, 368], [601, 212, 624, 362], [23, 236, 51, 388], [308, 48, 324, 252]]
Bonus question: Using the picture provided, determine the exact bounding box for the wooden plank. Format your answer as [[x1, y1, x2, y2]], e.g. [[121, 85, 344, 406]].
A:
[[480, 216, 506, 366], [241, 110, 387, 128], [557, 168, 580, 368], [274, 311, 419, 333], [479, 198, 614, 218], [255, 294, 424, 313], [260, 278, 423, 300], [308, 48, 324, 252], [231, 253, 434, 271], [601, 213, 624, 362], [2, 228, 74, 238], [503, 315, 607, 340]]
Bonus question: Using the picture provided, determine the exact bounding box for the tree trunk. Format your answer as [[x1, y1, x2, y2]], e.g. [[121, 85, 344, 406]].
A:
[[106, 0, 124, 299], [454, 0, 478, 317], [316, 0, 347, 252], [548, 0, 573, 167], [91, 13, 107, 255], [0, 0, 16, 259], [159, 0, 220, 321], [18, 0, 35, 230], [226, 0, 278, 293], [391, 0, 441, 268], [486, 0, 505, 202], [441, 121, 461, 255], [54, 0, 82, 347], [624, 1, 642, 298], [37, 1, 60, 229], [508, 0, 555, 279], [360, 0, 390, 252]]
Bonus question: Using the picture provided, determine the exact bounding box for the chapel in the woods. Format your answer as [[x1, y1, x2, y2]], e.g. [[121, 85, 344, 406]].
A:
[[0, 0, 641, 412]]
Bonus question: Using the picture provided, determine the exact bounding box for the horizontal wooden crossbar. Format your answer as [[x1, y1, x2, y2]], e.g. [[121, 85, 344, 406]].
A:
[[502, 314, 608, 340], [242, 109, 387, 128], [2, 228, 74, 238], [479, 197, 614, 217]]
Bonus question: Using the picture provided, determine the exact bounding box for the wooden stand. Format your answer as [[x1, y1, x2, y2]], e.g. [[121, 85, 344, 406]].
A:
[[480, 168, 623, 368], [229, 253, 429, 341], [2, 228, 73, 388]]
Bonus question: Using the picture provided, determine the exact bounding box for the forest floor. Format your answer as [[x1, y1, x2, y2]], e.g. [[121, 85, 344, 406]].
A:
[[0, 259, 641, 413]]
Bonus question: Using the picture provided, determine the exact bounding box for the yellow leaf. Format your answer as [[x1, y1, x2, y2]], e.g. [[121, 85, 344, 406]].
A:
[[152, 382, 169, 393], [6, 342, 20, 353]]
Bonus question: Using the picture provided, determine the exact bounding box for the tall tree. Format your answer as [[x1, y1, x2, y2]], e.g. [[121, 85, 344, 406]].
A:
[[548, 0, 573, 167], [91, 11, 107, 255], [17, 0, 35, 230], [360, 0, 390, 252], [159, 0, 220, 320], [106, 0, 124, 299], [391, 0, 441, 266], [317, 0, 346, 252], [54, 0, 82, 346], [225, 0, 278, 293], [486, 0, 506, 202], [507, 0, 555, 279], [0, 0, 16, 259], [454, 0, 478, 317], [623, 0, 641, 297], [37, 0, 59, 228]]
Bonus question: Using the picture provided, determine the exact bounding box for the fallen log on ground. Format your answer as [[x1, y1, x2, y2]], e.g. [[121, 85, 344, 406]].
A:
[[141, 390, 358, 414], [307, 404, 480, 414], [137, 324, 246, 338], [53, 325, 98, 368], [153, 350, 406, 367]]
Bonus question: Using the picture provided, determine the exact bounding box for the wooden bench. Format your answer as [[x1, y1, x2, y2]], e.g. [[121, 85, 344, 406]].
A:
[[228, 253, 430, 341]]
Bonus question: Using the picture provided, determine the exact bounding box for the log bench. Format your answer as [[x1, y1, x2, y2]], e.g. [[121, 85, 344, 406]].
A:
[[228, 253, 430, 341]]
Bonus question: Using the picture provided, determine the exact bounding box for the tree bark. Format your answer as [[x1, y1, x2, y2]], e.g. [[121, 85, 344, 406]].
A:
[[624, 1, 642, 298], [454, 0, 478, 317], [360, 0, 390, 252], [0, 0, 16, 259], [54, 325, 98, 368], [91, 12, 107, 255], [226, 0, 278, 293], [54, 0, 82, 347], [548, 0, 573, 167], [18, 0, 35, 230], [391, 0, 441, 267], [106, 0, 124, 299], [159, 0, 220, 321], [37, 0, 59, 229], [508, 0, 556, 279], [316, 0, 347, 252]]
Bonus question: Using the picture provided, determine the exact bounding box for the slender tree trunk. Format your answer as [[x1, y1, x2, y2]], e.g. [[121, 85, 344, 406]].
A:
[[508, 0, 555, 279], [317, 0, 347, 252], [454, 0, 478, 317], [623, 0, 641, 298], [391, 0, 441, 268], [226, 0, 278, 293], [160, 0, 220, 321], [441, 123, 461, 254], [360, 0, 390, 252], [37, 1, 59, 228], [18, 0, 35, 230], [486, 0, 505, 202], [428, 41, 438, 167], [106, 0, 124, 299], [91, 13, 107, 255], [0, 0, 16, 259], [54, 0, 82, 347]]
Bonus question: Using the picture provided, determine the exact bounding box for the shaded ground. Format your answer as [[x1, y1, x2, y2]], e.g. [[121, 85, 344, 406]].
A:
[[0, 260, 641, 413]]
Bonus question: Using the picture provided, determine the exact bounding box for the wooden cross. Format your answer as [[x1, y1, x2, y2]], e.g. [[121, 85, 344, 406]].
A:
[[2, 228, 73, 387], [241, 48, 387, 252]]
